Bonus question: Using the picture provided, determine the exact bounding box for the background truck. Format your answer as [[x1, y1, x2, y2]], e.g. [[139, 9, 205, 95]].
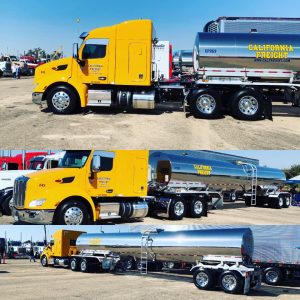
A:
[[11, 150, 289, 225], [0, 152, 64, 215], [32, 19, 300, 121], [40, 228, 261, 295]]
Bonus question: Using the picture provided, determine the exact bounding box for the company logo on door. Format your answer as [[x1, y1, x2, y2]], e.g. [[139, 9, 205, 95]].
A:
[[89, 64, 102, 73], [194, 164, 212, 176]]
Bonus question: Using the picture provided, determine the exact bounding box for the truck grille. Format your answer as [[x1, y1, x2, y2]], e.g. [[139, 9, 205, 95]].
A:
[[13, 176, 29, 208]]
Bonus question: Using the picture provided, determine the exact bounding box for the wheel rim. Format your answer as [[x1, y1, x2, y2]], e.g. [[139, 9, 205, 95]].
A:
[[81, 261, 87, 271], [193, 200, 203, 214], [222, 274, 237, 291], [64, 207, 84, 225], [71, 260, 77, 270], [42, 256, 47, 266], [285, 197, 290, 206], [196, 94, 216, 114], [168, 262, 175, 269], [196, 272, 209, 287], [52, 91, 71, 111], [239, 96, 258, 116], [266, 270, 279, 283], [9, 198, 13, 211], [126, 259, 133, 270], [279, 197, 284, 207], [174, 201, 184, 216]]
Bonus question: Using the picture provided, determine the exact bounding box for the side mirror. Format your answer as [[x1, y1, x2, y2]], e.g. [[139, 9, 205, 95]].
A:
[[73, 43, 79, 59], [92, 156, 101, 173]]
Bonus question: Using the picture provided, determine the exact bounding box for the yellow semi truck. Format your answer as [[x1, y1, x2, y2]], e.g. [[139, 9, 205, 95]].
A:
[[11, 150, 210, 225]]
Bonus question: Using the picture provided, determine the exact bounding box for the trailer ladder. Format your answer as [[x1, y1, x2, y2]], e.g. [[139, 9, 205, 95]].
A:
[[240, 162, 258, 206], [140, 231, 157, 275]]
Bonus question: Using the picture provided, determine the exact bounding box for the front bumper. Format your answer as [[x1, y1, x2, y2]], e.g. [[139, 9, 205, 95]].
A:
[[12, 207, 54, 224], [32, 92, 44, 105]]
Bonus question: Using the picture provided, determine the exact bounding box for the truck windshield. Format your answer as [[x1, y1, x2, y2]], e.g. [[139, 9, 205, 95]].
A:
[[29, 160, 45, 170], [58, 151, 91, 168]]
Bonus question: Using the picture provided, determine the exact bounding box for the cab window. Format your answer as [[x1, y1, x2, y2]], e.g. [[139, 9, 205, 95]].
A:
[[82, 39, 109, 59]]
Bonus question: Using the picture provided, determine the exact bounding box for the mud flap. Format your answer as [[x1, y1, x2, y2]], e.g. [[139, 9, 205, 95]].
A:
[[264, 97, 273, 121]]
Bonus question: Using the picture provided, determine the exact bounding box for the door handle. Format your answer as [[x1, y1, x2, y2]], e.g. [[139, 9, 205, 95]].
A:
[[99, 77, 107, 80], [106, 189, 113, 193]]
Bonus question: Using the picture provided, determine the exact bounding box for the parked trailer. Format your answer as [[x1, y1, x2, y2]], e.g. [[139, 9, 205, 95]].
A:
[[0, 152, 64, 216], [32, 19, 300, 121], [11, 150, 289, 225], [41, 228, 261, 295]]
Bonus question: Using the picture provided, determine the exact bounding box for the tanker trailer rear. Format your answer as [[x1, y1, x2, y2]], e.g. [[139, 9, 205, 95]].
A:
[[40, 228, 261, 295], [148, 151, 290, 217], [186, 32, 300, 120]]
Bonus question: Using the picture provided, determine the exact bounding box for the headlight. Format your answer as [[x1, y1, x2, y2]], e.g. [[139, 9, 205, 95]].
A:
[[29, 199, 46, 207]]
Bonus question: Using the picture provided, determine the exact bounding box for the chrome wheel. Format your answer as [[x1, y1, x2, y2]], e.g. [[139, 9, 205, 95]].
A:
[[196, 94, 216, 114], [278, 197, 284, 207], [41, 256, 47, 266], [285, 197, 290, 206], [174, 201, 185, 216], [52, 91, 71, 111], [196, 272, 209, 287], [9, 197, 13, 211], [71, 259, 77, 270], [80, 260, 87, 272], [238, 96, 258, 116], [64, 207, 84, 225], [222, 274, 237, 291], [266, 270, 279, 283], [193, 200, 203, 214]]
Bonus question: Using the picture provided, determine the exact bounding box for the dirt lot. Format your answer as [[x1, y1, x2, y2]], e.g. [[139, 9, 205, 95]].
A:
[[0, 260, 299, 300], [0, 77, 300, 149], [1, 201, 299, 225]]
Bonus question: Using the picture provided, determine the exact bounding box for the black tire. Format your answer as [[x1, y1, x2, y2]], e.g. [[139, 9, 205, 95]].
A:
[[70, 258, 79, 271], [189, 197, 204, 218], [283, 196, 291, 208], [169, 197, 186, 220], [2, 194, 13, 215], [41, 255, 48, 267], [245, 197, 251, 207], [274, 196, 284, 209], [263, 267, 283, 285], [218, 271, 244, 294], [189, 89, 221, 119], [54, 200, 92, 225], [47, 85, 79, 114], [193, 269, 216, 290], [80, 258, 89, 273], [123, 256, 136, 270], [231, 88, 264, 121]]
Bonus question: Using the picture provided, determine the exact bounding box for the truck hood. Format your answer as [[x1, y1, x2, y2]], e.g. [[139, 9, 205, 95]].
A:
[[34, 57, 74, 84], [0, 170, 35, 190], [26, 168, 83, 182]]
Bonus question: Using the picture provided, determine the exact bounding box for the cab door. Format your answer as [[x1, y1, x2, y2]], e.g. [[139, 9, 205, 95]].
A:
[[80, 38, 109, 84], [88, 151, 115, 197]]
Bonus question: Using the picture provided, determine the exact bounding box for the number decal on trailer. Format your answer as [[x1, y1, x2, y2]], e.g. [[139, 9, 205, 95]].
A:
[[205, 49, 217, 54]]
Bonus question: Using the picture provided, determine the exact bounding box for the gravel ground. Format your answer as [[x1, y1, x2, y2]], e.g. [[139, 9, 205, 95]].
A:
[[0, 77, 300, 149]]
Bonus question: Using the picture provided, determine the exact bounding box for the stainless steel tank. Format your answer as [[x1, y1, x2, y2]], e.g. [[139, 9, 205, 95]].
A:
[[76, 228, 253, 263], [149, 151, 286, 189], [173, 50, 193, 69], [193, 32, 300, 71]]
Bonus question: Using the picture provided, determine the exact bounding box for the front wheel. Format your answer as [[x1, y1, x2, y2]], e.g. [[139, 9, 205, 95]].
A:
[[47, 85, 79, 114], [231, 89, 264, 121], [41, 255, 48, 267], [169, 197, 186, 220], [189, 89, 221, 119], [219, 271, 244, 294], [54, 200, 92, 225], [2, 194, 13, 215]]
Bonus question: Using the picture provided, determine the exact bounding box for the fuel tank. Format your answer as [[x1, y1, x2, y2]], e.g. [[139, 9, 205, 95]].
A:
[[149, 151, 286, 189], [193, 32, 300, 71], [76, 228, 253, 263]]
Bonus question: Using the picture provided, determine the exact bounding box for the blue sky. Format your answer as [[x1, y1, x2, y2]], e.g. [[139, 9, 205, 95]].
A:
[[1, 150, 300, 169], [1, 0, 300, 55]]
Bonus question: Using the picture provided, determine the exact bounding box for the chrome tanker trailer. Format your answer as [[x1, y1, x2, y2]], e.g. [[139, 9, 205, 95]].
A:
[[41, 228, 261, 294], [148, 151, 291, 218], [184, 32, 300, 120]]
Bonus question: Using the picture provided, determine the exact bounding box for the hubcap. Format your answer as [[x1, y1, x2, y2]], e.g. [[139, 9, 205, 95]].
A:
[[222, 274, 237, 291], [279, 197, 284, 207], [193, 200, 203, 214], [81, 261, 87, 271], [71, 260, 77, 269], [285, 197, 290, 206], [52, 91, 71, 111], [174, 201, 184, 216], [42, 257, 47, 265], [196, 94, 216, 114], [239, 96, 258, 115], [266, 270, 279, 283], [196, 272, 209, 287], [64, 207, 83, 225]]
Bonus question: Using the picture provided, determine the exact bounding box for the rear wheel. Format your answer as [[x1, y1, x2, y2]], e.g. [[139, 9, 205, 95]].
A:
[[263, 267, 283, 285], [283, 196, 291, 208], [193, 269, 216, 290], [219, 271, 244, 294], [169, 197, 186, 220], [41, 255, 48, 267], [190, 89, 221, 119], [70, 258, 79, 271], [245, 197, 251, 207], [54, 200, 92, 225], [274, 196, 284, 209], [80, 258, 89, 273], [231, 89, 264, 121], [47, 85, 79, 114], [189, 197, 204, 218]]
